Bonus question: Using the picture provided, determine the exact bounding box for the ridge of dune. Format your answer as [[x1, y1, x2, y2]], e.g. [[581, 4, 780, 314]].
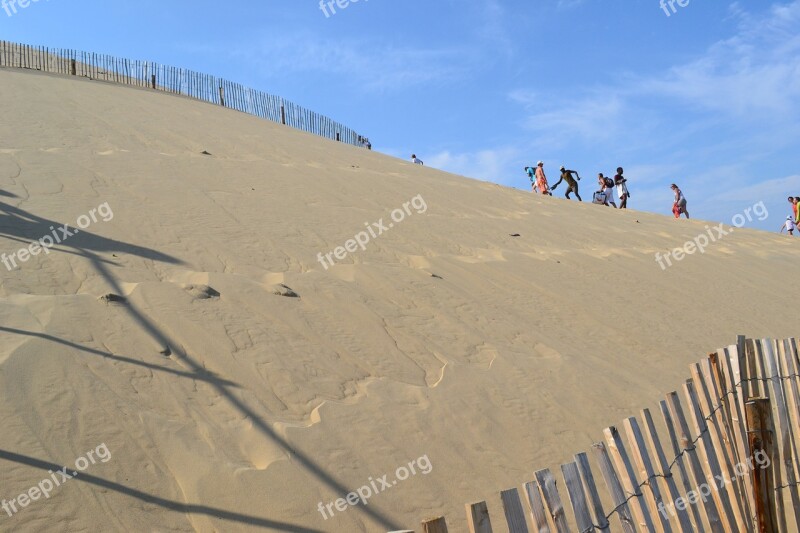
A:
[[0, 67, 798, 532]]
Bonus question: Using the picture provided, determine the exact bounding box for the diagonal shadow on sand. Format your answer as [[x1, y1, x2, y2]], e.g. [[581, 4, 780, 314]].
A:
[[0, 200, 404, 531], [0, 449, 326, 533], [0, 326, 240, 387]]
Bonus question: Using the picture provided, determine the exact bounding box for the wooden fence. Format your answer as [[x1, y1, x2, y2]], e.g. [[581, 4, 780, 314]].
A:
[[408, 337, 800, 533], [0, 40, 368, 147]]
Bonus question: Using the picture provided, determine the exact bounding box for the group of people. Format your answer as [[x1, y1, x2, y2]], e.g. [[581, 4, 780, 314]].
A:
[[525, 162, 632, 210], [783, 197, 800, 235], [408, 155, 796, 232], [524, 161, 690, 218]]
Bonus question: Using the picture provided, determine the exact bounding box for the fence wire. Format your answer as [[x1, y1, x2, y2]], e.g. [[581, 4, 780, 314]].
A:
[[579, 369, 800, 533]]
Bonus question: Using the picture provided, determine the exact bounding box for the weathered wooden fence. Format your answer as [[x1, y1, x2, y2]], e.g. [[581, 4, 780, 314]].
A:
[[411, 337, 800, 533], [0, 40, 368, 147]]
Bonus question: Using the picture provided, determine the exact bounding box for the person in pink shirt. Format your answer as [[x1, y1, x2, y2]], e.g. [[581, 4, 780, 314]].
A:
[[534, 161, 551, 196]]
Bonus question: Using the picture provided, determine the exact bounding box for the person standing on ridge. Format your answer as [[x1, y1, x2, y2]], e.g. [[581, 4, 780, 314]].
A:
[[614, 167, 630, 209], [411, 154, 424, 165], [534, 161, 551, 196], [551, 166, 582, 201], [671, 184, 689, 218]]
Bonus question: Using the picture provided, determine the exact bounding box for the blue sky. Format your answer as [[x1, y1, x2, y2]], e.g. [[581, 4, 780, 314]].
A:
[[2, 0, 798, 229]]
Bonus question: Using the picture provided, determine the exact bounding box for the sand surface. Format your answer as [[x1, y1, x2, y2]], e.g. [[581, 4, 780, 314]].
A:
[[0, 68, 798, 532]]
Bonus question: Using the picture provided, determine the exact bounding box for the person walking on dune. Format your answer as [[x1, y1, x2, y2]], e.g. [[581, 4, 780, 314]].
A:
[[794, 196, 800, 225], [595, 174, 616, 207], [780, 216, 796, 236], [671, 184, 689, 219], [525, 166, 538, 193], [792, 197, 800, 225], [411, 154, 424, 165], [534, 161, 552, 196], [551, 166, 582, 201], [614, 167, 630, 209]]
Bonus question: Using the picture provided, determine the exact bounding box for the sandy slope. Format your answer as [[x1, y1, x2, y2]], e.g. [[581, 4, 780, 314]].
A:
[[0, 68, 798, 532]]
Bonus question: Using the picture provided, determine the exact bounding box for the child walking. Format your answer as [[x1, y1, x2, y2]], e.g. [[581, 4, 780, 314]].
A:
[[781, 216, 796, 236]]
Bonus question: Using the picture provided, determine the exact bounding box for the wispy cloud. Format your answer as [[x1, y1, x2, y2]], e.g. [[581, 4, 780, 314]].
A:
[[507, 1, 800, 185], [233, 34, 471, 92], [511, 89, 626, 146]]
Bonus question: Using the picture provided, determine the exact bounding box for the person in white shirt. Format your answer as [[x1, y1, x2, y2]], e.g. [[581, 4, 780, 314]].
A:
[[411, 154, 424, 165], [671, 184, 689, 219], [614, 167, 630, 209], [781, 216, 796, 236]]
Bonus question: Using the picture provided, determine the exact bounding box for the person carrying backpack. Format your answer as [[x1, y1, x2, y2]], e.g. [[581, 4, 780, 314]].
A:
[[596, 174, 616, 207]]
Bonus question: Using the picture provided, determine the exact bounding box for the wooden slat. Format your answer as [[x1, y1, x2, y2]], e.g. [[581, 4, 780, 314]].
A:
[[746, 398, 780, 532], [777, 339, 800, 533], [591, 442, 636, 533], [691, 362, 750, 531], [762, 339, 800, 531], [621, 417, 672, 532], [682, 380, 739, 530], [422, 517, 449, 533], [523, 481, 552, 533], [746, 339, 767, 398], [751, 341, 788, 533], [501, 488, 530, 533], [711, 352, 758, 533], [534, 468, 571, 533], [780, 339, 800, 461], [574, 452, 610, 532], [560, 462, 593, 533], [718, 345, 758, 527], [664, 391, 725, 532], [603, 426, 656, 532], [705, 354, 742, 469], [466, 501, 493, 533], [641, 408, 697, 532]]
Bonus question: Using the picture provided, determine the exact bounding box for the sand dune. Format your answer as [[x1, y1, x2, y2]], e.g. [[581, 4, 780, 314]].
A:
[[0, 68, 798, 532]]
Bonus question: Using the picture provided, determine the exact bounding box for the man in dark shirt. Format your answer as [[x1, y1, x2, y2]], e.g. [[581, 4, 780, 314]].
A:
[[551, 166, 582, 201]]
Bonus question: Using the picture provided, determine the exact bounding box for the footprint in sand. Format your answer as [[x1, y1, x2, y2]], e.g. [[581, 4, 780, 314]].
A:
[[534, 343, 562, 359], [183, 284, 220, 300]]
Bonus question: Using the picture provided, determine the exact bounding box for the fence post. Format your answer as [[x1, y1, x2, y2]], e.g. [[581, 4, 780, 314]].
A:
[[70, 59, 76, 76], [151, 74, 156, 89], [745, 398, 778, 532], [421, 518, 448, 533], [336, 132, 341, 142], [219, 86, 225, 107], [280, 104, 286, 125]]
